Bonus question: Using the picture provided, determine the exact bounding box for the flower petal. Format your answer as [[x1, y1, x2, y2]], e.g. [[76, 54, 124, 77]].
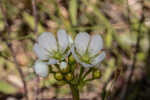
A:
[[61, 49, 71, 60], [91, 52, 106, 65], [71, 46, 93, 68], [88, 34, 103, 57], [68, 35, 74, 47], [57, 29, 69, 53], [34, 60, 49, 77], [33, 43, 49, 60], [38, 32, 57, 54], [48, 58, 59, 64], [75, 32, 90, 56]]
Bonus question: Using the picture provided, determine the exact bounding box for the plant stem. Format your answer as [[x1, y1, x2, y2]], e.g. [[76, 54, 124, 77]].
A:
[[84, 78, 94, 82], [78, 66, 84, 82], [69, 84, 80, 100], [82, 68, 93, 80]]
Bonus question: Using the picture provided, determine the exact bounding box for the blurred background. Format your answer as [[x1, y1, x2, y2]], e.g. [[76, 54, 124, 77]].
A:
[[0, 0, 150, 100]]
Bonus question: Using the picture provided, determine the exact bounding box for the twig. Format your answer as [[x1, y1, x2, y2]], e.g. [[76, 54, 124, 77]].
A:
[[34, 76, 40, 100], [119, 1, 145, 100], [32, 0, 38, 38], [82, 68, 92, 80], [32, 0, 40, 100], [0, 2, 29, 100]]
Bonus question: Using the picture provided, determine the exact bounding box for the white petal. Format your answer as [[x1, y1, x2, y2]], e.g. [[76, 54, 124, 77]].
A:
[[33, 43, 49, 60], [60, 62, 67, 69], [61, 49, 71, 60], [57, 29, 69, 53], [75, 32, 90, 56], [48, 58, 59, 64], [91, 52, 106, 65], [80, 62, 93, 68], [68, 35, 74, 46], [88, 34, 103, 57], [38, 32, 57, 54], [34, 60, 49, 77], [71, 46, 93, 68]]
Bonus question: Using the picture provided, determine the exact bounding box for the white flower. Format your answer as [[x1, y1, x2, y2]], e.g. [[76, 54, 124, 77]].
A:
[[34, 60, 49, 77], [71, 32, 106, 68], [33, 29, 70, 64]]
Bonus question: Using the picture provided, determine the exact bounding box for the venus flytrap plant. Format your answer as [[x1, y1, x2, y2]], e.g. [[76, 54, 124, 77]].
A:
[[33, 29, 105, 100]]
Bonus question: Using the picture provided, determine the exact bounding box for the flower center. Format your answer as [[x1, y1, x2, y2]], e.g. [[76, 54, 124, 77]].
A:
[[81, 54, 90, 64], [53, 51, 63, 60]]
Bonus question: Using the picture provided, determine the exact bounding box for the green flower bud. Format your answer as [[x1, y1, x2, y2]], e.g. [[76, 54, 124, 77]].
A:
[[65, 73, 73, 81], [69, 55, 75, 64], [60, 62, 70, 73], [54, 72, 63, 81], [71, 63, 77, 72], [57, 80, 66, 86], [62, 66, 70, 73], [92, 69, 101, 79]]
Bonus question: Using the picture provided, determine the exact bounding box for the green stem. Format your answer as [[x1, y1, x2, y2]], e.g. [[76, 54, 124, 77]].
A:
[[84, 78, 94, 82], [78, 66, 84, 82], [82, 68, 93, 80], [69, 84, 80, 100]]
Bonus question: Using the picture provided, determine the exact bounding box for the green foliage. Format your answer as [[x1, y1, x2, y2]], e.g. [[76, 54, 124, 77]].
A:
[[69, 0, 78, 26], [23, 12, 44, 34], [0, 80, 17, 94]]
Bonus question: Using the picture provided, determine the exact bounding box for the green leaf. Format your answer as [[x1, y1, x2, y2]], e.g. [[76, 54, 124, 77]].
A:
[[69, 0, 78, 26], [102, 58, 116, 82], [105, 32, 113, 48], [137, 52, 146, 61], [23, 12, 44, 34], [117, 33, 136, 50], [0, 80, 17, 94]]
